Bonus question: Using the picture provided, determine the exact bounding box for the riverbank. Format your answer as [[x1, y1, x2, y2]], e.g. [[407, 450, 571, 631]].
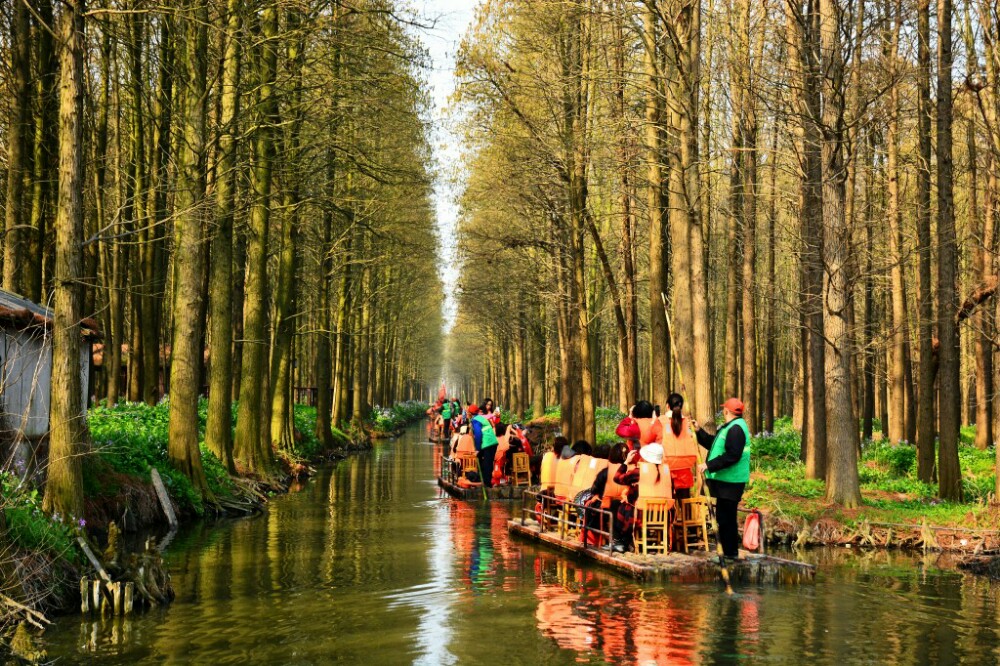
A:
[[743, 418, 999, 552], [1, 399, 427, 657]]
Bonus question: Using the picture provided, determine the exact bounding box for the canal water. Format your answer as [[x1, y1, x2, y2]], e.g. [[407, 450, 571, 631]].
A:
[[45, 424, 1000, 664]]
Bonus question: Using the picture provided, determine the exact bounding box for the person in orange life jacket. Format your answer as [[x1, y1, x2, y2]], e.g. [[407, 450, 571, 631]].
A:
[[615, 400, 663, 450], [583, 442, 630, 539], [659, 393, 698, 502], [469, 404, 499, 487], [693, 397, 751, 560], [610, 443, 666, 553]]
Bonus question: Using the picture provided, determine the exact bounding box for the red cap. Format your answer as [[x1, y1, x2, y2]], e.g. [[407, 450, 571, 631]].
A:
[[467, 404, 480, 415], [721, 398, 744, 416]]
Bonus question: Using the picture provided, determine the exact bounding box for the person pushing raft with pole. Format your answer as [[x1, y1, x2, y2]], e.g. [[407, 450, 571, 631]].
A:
[[692, 398, 751, 563]]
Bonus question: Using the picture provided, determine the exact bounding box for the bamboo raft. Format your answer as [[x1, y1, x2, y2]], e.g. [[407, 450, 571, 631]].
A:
[[437, 475, 528, 501], [508, 492, 815, 585]]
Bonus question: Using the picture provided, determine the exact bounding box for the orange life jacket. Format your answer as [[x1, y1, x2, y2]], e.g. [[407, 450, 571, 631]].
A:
[[554, 457, 579, 499], [661, 416, 698, 490], [456, 434, 476, 455], [661, 416, 698, 457], [635, 461, 673, 510], [569, 455, 607, 499], [635, 417, 662, 445], [602, 466, 628, 509], [540, 451, 559, 490]]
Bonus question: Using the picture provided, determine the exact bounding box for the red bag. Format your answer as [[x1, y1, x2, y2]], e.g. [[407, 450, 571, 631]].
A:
[[742, 511, 762, 552]]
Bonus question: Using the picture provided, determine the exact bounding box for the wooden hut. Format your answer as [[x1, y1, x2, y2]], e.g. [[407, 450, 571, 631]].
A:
[[0, 289, 99, 470]]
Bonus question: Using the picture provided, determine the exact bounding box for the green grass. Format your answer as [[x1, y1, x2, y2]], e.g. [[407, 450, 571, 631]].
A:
[[1, 472, 81, 563], [743, 417, 998, 528], [368, 400, 430, 435]]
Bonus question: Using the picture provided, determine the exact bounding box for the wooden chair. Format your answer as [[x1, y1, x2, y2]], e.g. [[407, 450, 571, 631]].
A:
[[459, 454, 480, 481], [677, 497, 710, 553], [512, 452, 531, 487], [636, 499, 671, 555]]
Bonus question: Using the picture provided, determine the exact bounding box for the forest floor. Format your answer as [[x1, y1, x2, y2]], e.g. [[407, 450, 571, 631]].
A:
[[743, 418, 998, 538]]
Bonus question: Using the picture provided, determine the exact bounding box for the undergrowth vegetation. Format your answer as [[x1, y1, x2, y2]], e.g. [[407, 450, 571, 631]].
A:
[[1, 472, 81, 564], [745, 417, 998, 527], [368, 400, 430, 434]]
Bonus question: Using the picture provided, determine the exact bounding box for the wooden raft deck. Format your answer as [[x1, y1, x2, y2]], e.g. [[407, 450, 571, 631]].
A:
[[508, 519, 816, 585], [437, 476, 528, 501]]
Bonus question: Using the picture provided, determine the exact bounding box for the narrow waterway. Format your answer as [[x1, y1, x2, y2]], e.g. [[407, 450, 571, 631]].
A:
[[45, 424, 1000, 664]]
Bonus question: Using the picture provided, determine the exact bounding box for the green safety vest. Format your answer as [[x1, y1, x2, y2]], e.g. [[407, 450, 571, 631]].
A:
[[442, 404, 452, 419], [473, 415, 499, 449], [705, 417, 751, 484]]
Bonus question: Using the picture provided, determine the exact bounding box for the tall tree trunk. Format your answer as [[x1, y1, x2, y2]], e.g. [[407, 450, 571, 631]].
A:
[[126, 8, 146, 404], [886, 3, 908, 445], [168, 0, 212, 498], [765, 119, 779, 432], [738, 0, 758, 433], [612, 8, 638, 410], [234, 2, 279, 475], [315, 155, 336, 448], [205, 0, 242, 473], [44, 0, 88, 520], [143, 17, 173, 406], [644, 6, 669, 408], [820, 0, 861, 506], [28, 0, 58, 303], [964, 8, 994, 451], [916, 0, 937, 482], [936, 0, 962, 500], [788, 0, 827, 478], [270, 13, 304, 452], [3, 0, 32, 296]]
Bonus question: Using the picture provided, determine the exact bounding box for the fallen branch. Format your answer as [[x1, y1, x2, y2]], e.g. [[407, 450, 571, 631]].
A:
[[0, 593, 50, 630]]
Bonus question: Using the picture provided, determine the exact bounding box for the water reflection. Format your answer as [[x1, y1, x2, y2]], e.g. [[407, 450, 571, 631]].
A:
[[39, 425, 1000, 665]]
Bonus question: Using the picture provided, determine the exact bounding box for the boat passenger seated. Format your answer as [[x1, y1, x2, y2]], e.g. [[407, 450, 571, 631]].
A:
[[611, 443, 670, 553], [615, 400, 662, 451]]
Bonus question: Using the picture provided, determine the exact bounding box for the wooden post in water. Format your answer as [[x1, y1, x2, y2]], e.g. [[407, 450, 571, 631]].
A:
[[150, 467, 179, 528]]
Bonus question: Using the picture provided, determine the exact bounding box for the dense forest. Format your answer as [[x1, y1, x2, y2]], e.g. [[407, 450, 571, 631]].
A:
[[0, 0, 443, 518], [3, 0, 1000, 519], [447, 0, 1000, 506]]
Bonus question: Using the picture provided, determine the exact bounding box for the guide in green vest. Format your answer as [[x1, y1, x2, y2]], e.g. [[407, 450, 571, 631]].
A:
[[692, 397, 751, 560]]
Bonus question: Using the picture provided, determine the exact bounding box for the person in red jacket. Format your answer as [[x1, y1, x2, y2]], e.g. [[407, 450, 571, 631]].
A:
[[615, 401, 662, 450]]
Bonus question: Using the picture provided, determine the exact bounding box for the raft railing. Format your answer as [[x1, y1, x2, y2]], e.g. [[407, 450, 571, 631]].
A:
[[519, 490, 616, 554]]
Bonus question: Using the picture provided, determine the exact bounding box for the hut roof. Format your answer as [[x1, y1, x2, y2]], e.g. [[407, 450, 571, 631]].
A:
[[0, 288, 102, 340]]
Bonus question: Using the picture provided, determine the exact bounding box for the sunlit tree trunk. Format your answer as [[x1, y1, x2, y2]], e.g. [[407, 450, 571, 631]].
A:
[[886, 3, 908, 445], [168, 0, 212, 498], [643, 5, 669, 408], [820, 0, 861, 507], [270, 12, 304, 452], [206, 0, 242, 473], [234, 2, 279, 475], [44, 0, 88, 520]]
